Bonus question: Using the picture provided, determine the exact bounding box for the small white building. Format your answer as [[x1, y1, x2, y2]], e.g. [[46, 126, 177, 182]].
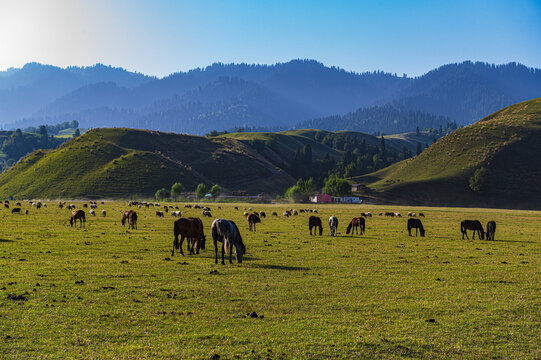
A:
[[333, 196, 361, 204]]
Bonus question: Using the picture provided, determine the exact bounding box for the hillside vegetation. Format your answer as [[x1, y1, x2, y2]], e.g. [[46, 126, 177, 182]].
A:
[[355, 97, 541, 208], [0, 127, 422, 199]]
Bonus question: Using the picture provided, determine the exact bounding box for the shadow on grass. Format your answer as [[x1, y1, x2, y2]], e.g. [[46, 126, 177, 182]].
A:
[[249, 263, 310, 271], [0, 239, 14, 243], [490, 239, 534, 243]]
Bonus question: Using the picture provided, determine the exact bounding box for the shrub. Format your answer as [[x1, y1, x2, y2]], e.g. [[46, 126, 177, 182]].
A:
[[469, 167, 490, 193]]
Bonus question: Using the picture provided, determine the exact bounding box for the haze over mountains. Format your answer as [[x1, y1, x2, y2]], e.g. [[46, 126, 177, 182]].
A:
[[1, 60, 540, 135]]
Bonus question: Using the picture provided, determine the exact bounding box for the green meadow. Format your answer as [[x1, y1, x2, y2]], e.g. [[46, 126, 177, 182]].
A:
[[0, 202, 539, 359]]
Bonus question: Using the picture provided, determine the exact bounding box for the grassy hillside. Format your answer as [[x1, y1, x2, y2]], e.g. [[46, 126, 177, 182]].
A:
[[354, 98, 541, 208], [0, 128, 296, 199]]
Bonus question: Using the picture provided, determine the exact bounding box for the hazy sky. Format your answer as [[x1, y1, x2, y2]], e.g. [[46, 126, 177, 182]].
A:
[[0, 0, 539, 77]]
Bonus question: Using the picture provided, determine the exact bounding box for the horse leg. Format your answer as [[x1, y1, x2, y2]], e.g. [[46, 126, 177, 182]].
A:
[[179, 235, 185, 256], [319, 226, 322, 235], [229, 243, 233, 264], [221, 242, 225, 265], [172, 235, 177, 256], [214, 240, 218, 264], [309, 225, 312, 235]]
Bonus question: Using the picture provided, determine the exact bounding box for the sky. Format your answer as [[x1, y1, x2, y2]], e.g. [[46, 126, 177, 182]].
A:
[[0, 0, 540, 77]]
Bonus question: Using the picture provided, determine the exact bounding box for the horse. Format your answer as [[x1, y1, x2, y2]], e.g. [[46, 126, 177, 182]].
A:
[[486, 221, 496, 241], [70, 210, 86, 228], [211, 219, 245, 265], [346, 217, 365, 235], [328, 216, 339, 236], [308, 216, 323, 235], [128, 211, 138, 229], [121, 211, 130, 226], [407, 218, 425, 237], [461, 220, 484, 240], [385, 212, 394, 217], [272, 212, 278, 216], [187, 217, 206, 254], [156, 211, 164, 217], [247, 213, 261, 231], [101, 210, 106, 217], [259, 211, 266, 218], [11, 208, 21, 214], [172, 217, 206, 256], [419, 213, 425, 217]]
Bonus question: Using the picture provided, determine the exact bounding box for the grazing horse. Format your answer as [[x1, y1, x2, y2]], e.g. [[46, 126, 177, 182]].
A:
[[101, 210, 106, 217], [11, 208, 21, 214], [156, 211, 164, 217], [407, 218, 425, 237], [259, 211, 266, 218], [385, 212, 394, 217], [211, 219, 245, 264], [419, 213, 425, 217], [128, 211, 138, 229], [308, 216, 323, 235], [346, 217, 365, 235], [486, 221, 496, 241], [172, 217, 206, 256], [247, 213, 261, 231], [121, 211, 130, 226], [328, 216, 339, 236], [187, 217, 206, 254], [70, 210, 86, 228], [461, 220, 484, 240]]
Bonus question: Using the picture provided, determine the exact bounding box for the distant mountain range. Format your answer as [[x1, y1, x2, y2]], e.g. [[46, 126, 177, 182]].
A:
[[1, 60, 540, 135]]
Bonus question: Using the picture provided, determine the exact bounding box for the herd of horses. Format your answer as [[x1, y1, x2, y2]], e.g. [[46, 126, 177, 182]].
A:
[[3, 200, 500, 265]]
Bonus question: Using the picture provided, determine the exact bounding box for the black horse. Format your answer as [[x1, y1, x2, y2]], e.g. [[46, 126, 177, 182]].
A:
[[308, 216, 323, 235], [407, 218, 425, 237], [461, 220, 484, 240], [486, 221, 496, 241]]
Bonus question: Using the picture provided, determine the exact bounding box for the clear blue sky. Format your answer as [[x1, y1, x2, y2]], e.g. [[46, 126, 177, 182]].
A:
[[1, 0, 539, 77]]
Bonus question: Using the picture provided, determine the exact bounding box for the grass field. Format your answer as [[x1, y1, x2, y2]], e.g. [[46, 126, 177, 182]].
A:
[[0, 202, 539, 359]]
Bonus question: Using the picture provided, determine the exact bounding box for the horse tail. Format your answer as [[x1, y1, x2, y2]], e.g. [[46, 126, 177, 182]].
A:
[[346, 221, 352, 234]]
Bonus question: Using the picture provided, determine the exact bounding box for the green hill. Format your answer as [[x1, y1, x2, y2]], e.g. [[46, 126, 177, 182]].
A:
[[0, 128, 297, 199], [354, 97, 541, 208]]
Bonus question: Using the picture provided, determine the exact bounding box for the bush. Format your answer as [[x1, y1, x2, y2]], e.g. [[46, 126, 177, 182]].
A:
[[195, 183, 207, 199], [155, 188, 170, 200], [469, 167, 489, 193], [209, 184, 222, 198], [323, 175, 351, 196], [284, 178, 315, 203], [171, 182, 185, 199]]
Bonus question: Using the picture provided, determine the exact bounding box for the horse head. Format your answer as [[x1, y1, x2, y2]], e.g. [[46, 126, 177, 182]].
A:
[[200, 235, 206, 250]]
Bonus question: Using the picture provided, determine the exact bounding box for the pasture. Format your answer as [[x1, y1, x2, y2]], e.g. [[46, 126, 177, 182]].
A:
[[0, 202, 539, 359]]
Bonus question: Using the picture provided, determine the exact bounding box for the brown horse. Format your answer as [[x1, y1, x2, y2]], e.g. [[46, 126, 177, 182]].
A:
[[187, 217, 206, 254], [247, 213, 261, 231], [346, 217, 365, 235], [172, 217, 206, 256], [128, 211, 138, 229], [308, 216, 323, 235], [70, 210, 86, 228], [461, 220, 484, 240]]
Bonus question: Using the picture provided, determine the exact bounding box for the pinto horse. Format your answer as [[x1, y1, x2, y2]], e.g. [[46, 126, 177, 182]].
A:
[[247, 213, 261, 231], [211, 219, 245, 264], [461, 220, 484, 240], [308, 216, 323, 235], [407, 218, 425, 237], [328, 216, 339, 236], [70, 210, 86, 228], [346, 217, 365, 235], [486, 221, 496, 241]]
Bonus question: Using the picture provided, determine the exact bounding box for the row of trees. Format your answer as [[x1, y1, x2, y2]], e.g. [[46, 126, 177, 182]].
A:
[[155, 182, 222, 200]]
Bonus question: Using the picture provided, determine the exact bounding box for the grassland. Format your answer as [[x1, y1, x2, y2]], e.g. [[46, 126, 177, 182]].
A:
[[0, 201, 539, 359]]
